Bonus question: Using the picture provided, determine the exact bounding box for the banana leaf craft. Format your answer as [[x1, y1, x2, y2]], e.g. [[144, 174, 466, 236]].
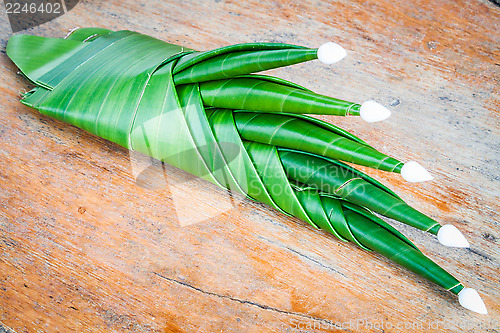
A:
[[6, 28, 487, 314]]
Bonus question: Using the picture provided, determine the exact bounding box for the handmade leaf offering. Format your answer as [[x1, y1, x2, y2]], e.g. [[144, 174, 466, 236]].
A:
[[6, 28, 487, 314]]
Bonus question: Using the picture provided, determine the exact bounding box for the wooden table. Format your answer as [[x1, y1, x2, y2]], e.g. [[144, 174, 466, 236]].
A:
[[0, 0, 498, 332]]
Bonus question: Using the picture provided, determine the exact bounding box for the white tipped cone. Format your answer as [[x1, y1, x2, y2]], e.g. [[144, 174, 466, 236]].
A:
[[458, 288, 488, 314], [437, 225, 470, 248], [317, 42, 347, 65], [400, 161, 433, 182], [359, 100, 391, 122]]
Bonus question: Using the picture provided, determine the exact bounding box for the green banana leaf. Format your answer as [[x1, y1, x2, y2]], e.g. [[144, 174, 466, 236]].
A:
[[65, 27, 112, 42], [233, 111, 404, 172], [199, 77, 361, 116], [339, 204, 463, 294], [278, 148, 441, 234], [6, 28, 463, 301], [173, 44, 317, 84]]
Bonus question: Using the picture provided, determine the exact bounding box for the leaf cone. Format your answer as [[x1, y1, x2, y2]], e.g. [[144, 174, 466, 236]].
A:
[[6, 28, 463, 298]]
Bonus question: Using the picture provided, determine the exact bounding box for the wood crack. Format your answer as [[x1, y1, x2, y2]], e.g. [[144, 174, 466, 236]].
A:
[[284, 246, 348, 278], [258, 235, 347, 277], [152, 272, 344, 327]]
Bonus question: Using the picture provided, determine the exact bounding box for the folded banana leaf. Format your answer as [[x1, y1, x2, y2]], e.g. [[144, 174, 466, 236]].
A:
[[7, 28, 476, 308]]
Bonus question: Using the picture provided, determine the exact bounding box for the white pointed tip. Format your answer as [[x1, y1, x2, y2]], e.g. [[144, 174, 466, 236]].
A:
[[459, 288, 488, 314], [359, 100, 391, 122], [437, 224, 470, 248], [400, 161, 433, 182], [317, 42, 347, 65]]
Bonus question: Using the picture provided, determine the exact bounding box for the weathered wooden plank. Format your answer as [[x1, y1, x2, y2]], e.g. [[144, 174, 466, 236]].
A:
[[0, 0, 498, 332]]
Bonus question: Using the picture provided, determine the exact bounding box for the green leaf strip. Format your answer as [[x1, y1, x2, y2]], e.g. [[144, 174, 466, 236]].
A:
[[65, 27, 113, 42], [243, 140, 316, 227], [343, 207, 463, 293], [278, 148, 402, 199], [199, 77, 361, 116], [278, 149, 440, 232], [233, 111, 403, 172], [6, 35, 86, 84], [174, 45, 317, 84]]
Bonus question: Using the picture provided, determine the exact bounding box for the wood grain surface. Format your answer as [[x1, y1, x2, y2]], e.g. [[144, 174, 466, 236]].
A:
[[0, 0, 499, 332]]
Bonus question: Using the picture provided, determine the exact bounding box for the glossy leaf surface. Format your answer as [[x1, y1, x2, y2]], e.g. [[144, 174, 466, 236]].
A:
[[6, 28, 462, 298]]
